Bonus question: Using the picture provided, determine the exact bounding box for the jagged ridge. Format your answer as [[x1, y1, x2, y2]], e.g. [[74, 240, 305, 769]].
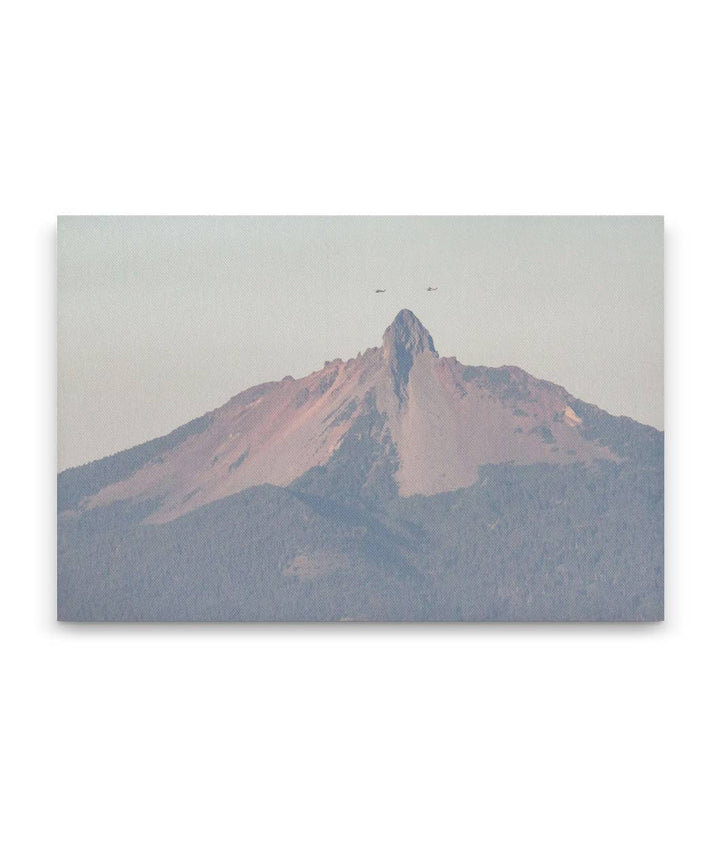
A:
[[59, 310, 661, 525]]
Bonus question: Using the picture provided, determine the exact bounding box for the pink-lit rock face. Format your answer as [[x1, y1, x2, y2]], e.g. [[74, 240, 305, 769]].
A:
[[83, 310, 617, 523]]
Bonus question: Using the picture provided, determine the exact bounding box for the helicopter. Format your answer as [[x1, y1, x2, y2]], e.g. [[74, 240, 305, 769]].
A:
[[375, 289, 387, 293], [426, 286, 438, 292]]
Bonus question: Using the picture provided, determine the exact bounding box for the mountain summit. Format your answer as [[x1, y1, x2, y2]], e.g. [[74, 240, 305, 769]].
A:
[[382, 308, 438, 358], [58, 309, 663, 621], [383, 309, 438, 403]]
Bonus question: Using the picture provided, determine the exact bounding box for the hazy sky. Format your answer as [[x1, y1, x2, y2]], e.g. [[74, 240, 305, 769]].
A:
[[58, 216, 663, 470]]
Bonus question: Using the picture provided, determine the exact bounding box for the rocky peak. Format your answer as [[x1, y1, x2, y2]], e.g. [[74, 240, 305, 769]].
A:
[[382, 309, 437, 357], [382, 310, 438, 403]]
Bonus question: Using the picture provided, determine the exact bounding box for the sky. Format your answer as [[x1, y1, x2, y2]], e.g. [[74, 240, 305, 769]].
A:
[[58, 216, 663, 470]]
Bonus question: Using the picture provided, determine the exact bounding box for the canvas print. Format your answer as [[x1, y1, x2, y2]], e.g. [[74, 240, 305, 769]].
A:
[[57, 216, 663, 621]]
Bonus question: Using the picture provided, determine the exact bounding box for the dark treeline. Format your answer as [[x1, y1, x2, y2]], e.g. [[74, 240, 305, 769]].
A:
[[58, 459, 663, 621]]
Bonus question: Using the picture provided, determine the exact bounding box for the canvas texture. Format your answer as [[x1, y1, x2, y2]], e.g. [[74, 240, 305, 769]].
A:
[[57, 216, 664, 621]]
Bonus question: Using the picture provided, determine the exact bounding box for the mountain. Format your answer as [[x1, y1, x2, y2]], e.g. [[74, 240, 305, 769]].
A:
[[58, 310, 663, 621]]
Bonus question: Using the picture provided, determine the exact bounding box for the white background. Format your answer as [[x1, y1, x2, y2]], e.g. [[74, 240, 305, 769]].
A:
[[2, 1, 718, 854]]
